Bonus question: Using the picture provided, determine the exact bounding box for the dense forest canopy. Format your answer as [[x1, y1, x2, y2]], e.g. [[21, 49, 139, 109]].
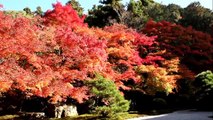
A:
[[0, 0, 212, 118]]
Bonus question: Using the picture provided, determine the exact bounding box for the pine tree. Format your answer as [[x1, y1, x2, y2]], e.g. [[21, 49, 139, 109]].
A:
[[85, 74, 130, 118], [66, 0, 84, 16]]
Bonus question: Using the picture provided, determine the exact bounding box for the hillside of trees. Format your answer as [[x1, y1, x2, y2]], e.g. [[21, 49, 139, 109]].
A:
[[0, 0, 212, 119]]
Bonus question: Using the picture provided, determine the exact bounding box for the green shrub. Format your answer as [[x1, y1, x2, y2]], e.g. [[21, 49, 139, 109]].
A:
[[193, 70, 213, 110], [85, 74, 130, 118]]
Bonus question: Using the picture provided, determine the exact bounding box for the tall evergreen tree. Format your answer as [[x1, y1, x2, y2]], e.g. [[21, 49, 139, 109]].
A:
[[140, 0, 154, 6], [179, 2, 213, 35], [85, 0, 124, 27], [35, 6, 43, 16], [23, 7, 32, 15], [66, 0, 84, 16]]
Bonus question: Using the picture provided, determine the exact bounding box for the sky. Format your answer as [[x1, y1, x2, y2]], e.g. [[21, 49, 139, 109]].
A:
[[0, 0, 212, 13]]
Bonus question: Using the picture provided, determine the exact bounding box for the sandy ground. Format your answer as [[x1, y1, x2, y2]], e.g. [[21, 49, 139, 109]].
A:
[[128, 110, 213, 120]]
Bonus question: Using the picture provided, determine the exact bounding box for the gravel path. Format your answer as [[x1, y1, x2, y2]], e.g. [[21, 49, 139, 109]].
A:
[[128, 110, 213, 120]]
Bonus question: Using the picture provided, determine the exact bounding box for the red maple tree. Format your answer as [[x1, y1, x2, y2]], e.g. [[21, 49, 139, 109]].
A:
[[0, 3, 180, 104], [142, 20, 213, 74]]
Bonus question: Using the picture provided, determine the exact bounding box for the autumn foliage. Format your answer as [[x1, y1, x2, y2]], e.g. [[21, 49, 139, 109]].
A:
[[0, 3, 181, 104], [142, 20, 213, 74]]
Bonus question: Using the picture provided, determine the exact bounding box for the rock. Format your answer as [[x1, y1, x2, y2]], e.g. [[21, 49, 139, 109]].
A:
[[63, 104, 78, 117], [55, 106, 64, 118], [53, 104, 78, 118]]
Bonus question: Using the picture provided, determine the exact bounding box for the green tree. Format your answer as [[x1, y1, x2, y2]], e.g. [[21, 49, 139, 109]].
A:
[[23, 7, 32, 15], [35, 6, 43, 16], [145, 3, 166, 21], [85, 0, 124, 27], [146, 3, 183, 23], [85, 74, 130, 118], [193, 70, 213, 110], [66, 0, 84, 16], [120, 0, 155, 30], [121, 0, 183, 30], [100, 0, 124, 17], [179, 2, 213, 35], [127, 0, 144, 17], [165, 4, 183, 22], [140, 0, 154, 6]]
